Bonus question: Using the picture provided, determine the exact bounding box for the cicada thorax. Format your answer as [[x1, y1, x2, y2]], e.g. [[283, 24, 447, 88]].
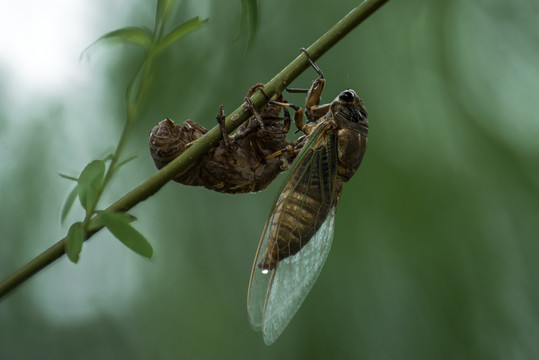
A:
[[149, 95, 301, 194]]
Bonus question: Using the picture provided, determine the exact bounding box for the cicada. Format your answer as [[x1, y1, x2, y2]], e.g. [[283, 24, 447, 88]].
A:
[[247, 52, 369, 345], [149, 85, 303, 194]]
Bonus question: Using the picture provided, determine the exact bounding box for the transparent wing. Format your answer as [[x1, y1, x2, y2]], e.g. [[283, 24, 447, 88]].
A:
[[247, 121, 339, 345], [247, 218, 273, 331], [261, 207, 336, 345]]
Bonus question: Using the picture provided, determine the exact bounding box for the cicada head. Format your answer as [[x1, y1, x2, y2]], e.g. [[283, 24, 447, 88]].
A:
[[330, 90, 368, 135]]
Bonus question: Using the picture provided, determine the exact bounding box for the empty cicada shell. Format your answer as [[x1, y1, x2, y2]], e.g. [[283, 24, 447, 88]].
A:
[[149, 87, 303, 194]]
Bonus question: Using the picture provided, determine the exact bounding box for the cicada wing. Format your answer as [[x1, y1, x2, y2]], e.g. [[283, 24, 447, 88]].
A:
[[247, 219, 274, 331], [247, 121, 339, 344], [247, 123, 328, 330], [261, 207, 336, 345]]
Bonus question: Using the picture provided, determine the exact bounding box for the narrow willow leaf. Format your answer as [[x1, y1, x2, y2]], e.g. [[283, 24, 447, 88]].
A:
[[237, 0, 258, 48], [100, 27, 152, 48], [89, 212, 136, 232], [99, 211, 153, 259], [125, 59, 152, 115], [81, 26, 153, 60], [61, 185, 79, 223], [238, 0, 248, 37], [155, 0, 176, 33], [155, 17, 208, 55], [78, 160, 106, 186], [66, 222, 85, 263], [58, 173, 78, 181], [77, 184, 88, 209], [77, 160, 106, 212], [245, 0, 258, 48]]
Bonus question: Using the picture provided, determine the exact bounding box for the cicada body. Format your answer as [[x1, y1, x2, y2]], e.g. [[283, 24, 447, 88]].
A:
[[149, 90, 302, 194], [247, 74, 368, 344]]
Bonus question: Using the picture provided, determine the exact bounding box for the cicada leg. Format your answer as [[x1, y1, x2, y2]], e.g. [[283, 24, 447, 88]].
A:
[[246, 82, 267, 98], [182, 120, 209, 148], [215, 104, 232, 147], [264, 144, 299, 161], [285, 48, 324, 94], [244, 82, 269, 130], [267, 100, 310, 135], [282, 107, 291, 133], [264, 108, 295, 158], [244, 96, 266, 130], [286, 48, 332, 124], [233, 83, 278, 143]]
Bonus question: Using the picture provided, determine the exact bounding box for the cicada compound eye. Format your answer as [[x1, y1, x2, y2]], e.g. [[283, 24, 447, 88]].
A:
[[338, 90, 355, 102]]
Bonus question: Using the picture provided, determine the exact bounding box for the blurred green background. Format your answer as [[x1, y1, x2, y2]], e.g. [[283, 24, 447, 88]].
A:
[[2, 0, 539, 358]]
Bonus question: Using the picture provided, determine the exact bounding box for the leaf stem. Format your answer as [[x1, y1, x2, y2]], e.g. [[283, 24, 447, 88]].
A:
[[0, 0, 389, 301]]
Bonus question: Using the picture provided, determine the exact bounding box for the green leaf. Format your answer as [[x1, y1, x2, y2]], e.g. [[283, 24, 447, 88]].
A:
[[245, 0, 259, 39], [125, 59, 152, 116], [77, 184, 95, 212], [77, 160, 106, 212], [81, 26, 153, 60], [78, 160, 106, 186], [155, 17, 208, 55], [58, 173, 78, 181], [237, 0, 258, 49], [238, 0, 247, 34], [155, 0, 176, 34], [88, 212, 136, 232], [61, 185, 79, 223], [66, 222, 85, 263], [99, 211, 153, 259]]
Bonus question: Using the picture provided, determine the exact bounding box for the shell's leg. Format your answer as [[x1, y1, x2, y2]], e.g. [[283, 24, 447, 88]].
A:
[[246, 82, 267, 98], [232, 83, 274, 145], [244, 96, 265, 129], [215, 104, 231, 147]]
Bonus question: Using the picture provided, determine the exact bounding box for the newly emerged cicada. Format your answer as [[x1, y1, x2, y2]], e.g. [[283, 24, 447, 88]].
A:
[[247, 51, 369, 345], [149, 85, 303, 193]]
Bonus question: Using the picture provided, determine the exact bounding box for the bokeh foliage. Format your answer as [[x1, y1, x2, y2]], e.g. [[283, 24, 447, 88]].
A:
[[1, 0, 539, 359]]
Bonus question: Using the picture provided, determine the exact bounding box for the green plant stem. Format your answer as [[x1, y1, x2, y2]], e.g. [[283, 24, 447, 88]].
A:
[[0, 0, 389, 301], [82, 56, 149, 225]]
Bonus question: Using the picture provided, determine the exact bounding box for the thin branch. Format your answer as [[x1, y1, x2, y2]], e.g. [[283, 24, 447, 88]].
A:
[[0, 0, 389, 301]]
